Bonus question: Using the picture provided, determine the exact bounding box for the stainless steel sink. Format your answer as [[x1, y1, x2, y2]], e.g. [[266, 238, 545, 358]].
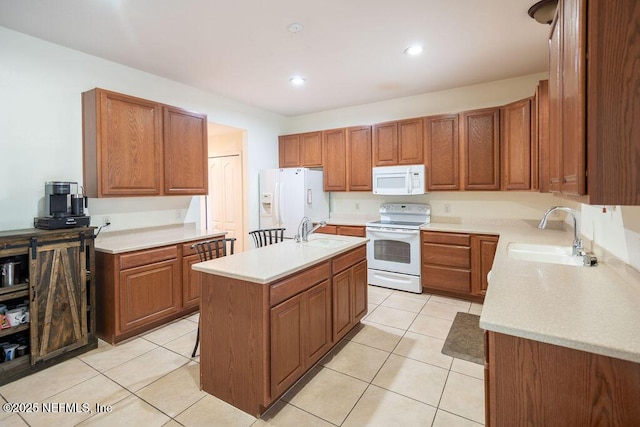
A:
[[507, 243, 584, 266]]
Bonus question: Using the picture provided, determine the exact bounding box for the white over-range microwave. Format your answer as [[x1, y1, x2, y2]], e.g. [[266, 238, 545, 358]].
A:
[[372, 164, 426, 195]]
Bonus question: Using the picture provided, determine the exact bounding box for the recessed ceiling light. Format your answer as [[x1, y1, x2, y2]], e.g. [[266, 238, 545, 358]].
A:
[[404, 45, 423, 56], [290, 76, 306, 86], [287, 23, 304, 33]]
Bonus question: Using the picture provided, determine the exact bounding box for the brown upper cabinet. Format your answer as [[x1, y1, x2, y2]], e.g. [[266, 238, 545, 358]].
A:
[[346, 126, 372, 191], [322, 128, 347, 191], [460, 107, 501, 190], [163, 106, 209, 195], [373, 118, 423, 166], [278, 131, 323, 168], [424, 114, 460, 191], [82, 88, 208, 198], [548, 0, 639, 204], [501, 98, 532, 190]]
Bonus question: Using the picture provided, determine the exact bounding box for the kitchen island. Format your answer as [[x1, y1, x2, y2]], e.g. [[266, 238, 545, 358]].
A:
[[192, 234, 368, 416]]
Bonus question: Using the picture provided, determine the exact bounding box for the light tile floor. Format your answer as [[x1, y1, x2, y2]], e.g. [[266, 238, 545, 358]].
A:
[[0, 287, 485, 426]]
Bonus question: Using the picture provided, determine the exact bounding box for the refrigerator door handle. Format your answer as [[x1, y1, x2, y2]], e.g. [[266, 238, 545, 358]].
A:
[[273, 181, 280, 227], [278, 180, 285, 225]]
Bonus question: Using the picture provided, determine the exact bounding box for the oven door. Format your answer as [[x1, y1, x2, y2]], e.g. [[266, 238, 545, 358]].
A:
[[366, 227, 421, 275]]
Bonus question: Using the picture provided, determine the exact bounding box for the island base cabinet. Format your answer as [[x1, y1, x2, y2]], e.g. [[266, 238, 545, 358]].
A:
[[486, 331, 640, 426], [270, 279, 331, 398], [199, 245, 367, 417], [333, 257, 367, 343]]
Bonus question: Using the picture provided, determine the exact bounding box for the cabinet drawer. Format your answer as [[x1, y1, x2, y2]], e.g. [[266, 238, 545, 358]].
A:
[[270, 262, 330, 306], [423, 243, 470, 268], [119, 246, 178, 270], [422, 231, 470, 246], [332, 246, 366, 274], [422, 264, 471, 293], [336, 226, 366, 237], [316, 225, 337, 235]]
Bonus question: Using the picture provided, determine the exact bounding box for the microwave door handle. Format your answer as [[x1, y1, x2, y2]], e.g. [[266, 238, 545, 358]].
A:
[[406, 169, 411, 193]]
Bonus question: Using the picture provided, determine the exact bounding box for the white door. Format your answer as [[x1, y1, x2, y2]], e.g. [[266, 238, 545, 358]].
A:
[[207, 155, 243, 252]]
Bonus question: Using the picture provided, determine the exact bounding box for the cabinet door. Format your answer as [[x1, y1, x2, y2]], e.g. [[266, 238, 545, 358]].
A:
[[460, 108, 501, 190], [182, 253, 202, 309], [398, 119, 423, 164], [332, 268, 353, 342], [561, 0, 586, 196], [164, 106, 208, 195], [31, 241, 87, 363], [425, 114, 459, 190], [323, 128, 347, 191], [471, 235, 498, 297], [300, 132, 323, 167], [347, 126, 372, 191], [118, 259, 181, 333], [501, 98, 532, 190], [279, 134, 300, 168], [270, 293, 305, 398], [548, 18, 562, 193], [537, 80, 551, 193], [305, 280, 332, 366], [352, 260, 368, 322], [97, 90, 163, 196], [373, 122, 398, 166]]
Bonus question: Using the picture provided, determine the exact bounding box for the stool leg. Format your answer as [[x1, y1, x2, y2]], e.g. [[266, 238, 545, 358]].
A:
[[192, 319, 200, 357]]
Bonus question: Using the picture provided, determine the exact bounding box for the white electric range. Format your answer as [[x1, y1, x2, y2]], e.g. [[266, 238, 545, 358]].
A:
[[366, 203, 430, 293]]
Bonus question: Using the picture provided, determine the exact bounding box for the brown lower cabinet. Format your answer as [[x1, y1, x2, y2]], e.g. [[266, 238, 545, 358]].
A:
[[486, 331, 640, 426], [316, 224, 366, 237], [421, 231, 498, 302], [95, 237, 220, 344], [200, 245, 367, 416]]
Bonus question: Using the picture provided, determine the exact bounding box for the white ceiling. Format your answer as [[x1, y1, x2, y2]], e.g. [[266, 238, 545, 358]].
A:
[[0, 0, 550, 117]]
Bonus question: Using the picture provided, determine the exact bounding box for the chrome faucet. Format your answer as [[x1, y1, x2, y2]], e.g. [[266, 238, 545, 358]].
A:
[[295, 217, 327, 242], [538, 206, 583, 256]]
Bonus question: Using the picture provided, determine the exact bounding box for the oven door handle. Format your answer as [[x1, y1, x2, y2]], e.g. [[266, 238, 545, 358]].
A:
[[367, 228, 420, 235]]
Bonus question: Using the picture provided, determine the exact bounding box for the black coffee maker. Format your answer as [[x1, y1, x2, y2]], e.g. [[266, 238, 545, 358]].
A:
[[34, 181, 91, 229]]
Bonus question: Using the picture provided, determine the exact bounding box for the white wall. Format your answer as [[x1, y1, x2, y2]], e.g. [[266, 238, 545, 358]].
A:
[[0, 26, 285, 232], [285, 72, 548, 133]]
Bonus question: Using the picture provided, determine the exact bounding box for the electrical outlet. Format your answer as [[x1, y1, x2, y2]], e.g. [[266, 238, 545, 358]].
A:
[[176, 210, 184, 221], [444, 204, 451, 214], [103, 216, 111, 226], [355, 202, 360, 210]]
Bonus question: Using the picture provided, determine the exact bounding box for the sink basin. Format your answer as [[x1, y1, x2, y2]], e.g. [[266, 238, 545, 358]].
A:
[[303, 238, 348, 248], [507, 243, 584, 266]]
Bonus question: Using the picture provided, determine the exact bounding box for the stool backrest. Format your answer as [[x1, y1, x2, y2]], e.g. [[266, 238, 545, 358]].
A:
[[191, 237, 236, 262], [248, 228, 285, 248]]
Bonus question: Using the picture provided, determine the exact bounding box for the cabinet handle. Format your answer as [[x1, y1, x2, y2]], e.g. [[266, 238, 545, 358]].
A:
[[30, 237, 37, 259], [31, 285, 36, 302]]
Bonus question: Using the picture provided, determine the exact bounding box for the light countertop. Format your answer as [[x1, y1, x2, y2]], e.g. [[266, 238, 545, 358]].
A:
[[422, 220, 640, 363], [192, 234, 367, 284], [94, 224, 226, 254]]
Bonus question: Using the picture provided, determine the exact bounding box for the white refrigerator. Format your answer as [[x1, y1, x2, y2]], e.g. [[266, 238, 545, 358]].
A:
[[259, 168, 329, 239]]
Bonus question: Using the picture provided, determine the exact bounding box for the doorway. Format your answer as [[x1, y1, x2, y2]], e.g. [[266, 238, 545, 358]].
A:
[[205, 123, 245, 252], [207, 155, 243, 251]]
